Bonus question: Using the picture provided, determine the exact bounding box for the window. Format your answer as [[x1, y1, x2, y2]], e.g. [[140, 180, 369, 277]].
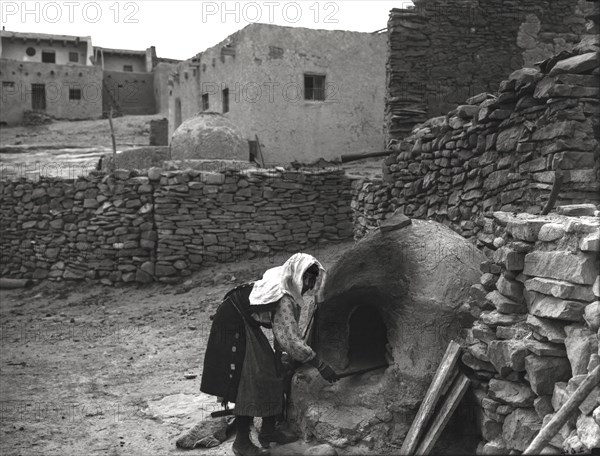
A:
[[123, 65, 133, 72], [202, 93, 209, 111], [69, 88, 82, 100], [69, 52, 79, 63], [222, 88, 229, 113], [26, 47, 36, 57], [304, 74, 326, 101], [41, 51, 56, 63], [2, 81, 15, 88]]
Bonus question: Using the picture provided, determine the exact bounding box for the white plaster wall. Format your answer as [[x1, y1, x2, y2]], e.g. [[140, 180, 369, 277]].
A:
[[172, 24, 386, 164], [100, 53, 146, 72], [168, 59, 202, 138], [1, 38, 90, 65]]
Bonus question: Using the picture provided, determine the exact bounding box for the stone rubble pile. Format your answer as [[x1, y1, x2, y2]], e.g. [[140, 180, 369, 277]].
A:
[[356, 43, 599, 240], [0, 168, 355, 284], [463, 207, 600, 454]]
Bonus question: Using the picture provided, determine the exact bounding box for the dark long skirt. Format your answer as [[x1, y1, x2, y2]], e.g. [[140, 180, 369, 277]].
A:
[[200, 283, 283, 416]]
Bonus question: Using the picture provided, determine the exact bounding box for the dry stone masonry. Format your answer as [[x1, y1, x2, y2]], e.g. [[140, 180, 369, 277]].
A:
[[355, 35, 599, 240], [385, 0, 590, 141], [464, 208, 600, 454], [0, 168, 354, 284]]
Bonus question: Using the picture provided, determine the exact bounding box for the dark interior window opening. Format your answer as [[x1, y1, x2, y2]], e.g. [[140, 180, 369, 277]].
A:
[[69, 88, 82, 100], [304, 74, 325, 101], [202, 93, 209, 111], [41, 51, 56, 63], [347, 304, 388, 370], [31, 83, 46, 110], [69, 52, 79, 63], [123, 65, 133, 72], [222, 88, 229, 113]]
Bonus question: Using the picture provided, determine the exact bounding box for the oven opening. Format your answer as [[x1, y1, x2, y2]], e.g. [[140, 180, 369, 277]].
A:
[[347, 304, 389, 370]]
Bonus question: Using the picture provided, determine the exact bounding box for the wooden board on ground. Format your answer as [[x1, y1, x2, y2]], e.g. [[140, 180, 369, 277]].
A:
[[415, 372, 470, 455], [523, 365, 600, 454], [400, 340, 462, 455]]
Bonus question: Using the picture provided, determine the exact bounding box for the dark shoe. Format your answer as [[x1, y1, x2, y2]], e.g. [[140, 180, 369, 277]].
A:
[[258, 430, 299, 448], [232, 440, 270, 456]]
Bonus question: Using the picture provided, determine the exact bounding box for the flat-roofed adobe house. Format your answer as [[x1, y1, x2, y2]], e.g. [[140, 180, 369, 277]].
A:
[[0, 30, 102, 124], [92, 45, 179, 116], [168, 23, 387, 164], [0, 29, 179, 125]]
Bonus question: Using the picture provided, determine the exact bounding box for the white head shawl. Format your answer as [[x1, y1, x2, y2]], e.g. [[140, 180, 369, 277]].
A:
[[249, 253, 325, 306]]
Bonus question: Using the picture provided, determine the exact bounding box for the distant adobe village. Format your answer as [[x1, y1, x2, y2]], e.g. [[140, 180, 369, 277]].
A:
[[0, 25, 387, 164]]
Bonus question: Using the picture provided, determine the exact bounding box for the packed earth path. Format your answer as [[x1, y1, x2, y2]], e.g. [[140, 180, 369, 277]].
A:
[[0, 241, 364, 456]]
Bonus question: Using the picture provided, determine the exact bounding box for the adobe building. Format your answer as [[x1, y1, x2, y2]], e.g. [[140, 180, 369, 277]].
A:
[[92, 45, 178, 116], [0, 30, 102, 125], [0, 29, 179, 125], [168, 23, 387, 164]]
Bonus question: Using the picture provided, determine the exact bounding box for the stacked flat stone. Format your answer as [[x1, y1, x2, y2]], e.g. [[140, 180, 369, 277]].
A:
[[0, 171, 156, 284], [464, 207, 600, 454], [350, 178, 393, 239], [152, 168, 354, 283], [366, 44, 600, 240], [0, 167, 355, 284], [386, 0, 588, 143]]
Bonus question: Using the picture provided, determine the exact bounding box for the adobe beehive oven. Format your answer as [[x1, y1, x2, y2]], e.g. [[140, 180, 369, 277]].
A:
[[290, 219, 485, 452], [170, 112, 248, 161]]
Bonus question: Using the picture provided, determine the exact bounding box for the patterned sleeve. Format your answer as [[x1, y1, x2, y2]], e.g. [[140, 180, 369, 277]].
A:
[[272, 295, 316, 363]]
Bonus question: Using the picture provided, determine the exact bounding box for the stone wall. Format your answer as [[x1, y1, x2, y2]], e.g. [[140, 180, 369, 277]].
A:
[[356, 44, 600, 240], [463, 208, 599, 453], [385, 0, 590, 141], [0, 168, 355, 284]]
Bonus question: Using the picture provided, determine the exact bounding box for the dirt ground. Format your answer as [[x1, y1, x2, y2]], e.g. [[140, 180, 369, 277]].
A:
[[0, 115, 165, 180], [0, 115, 385, 181], [0, 241, 361, 456], [0, 115, 164, 150]]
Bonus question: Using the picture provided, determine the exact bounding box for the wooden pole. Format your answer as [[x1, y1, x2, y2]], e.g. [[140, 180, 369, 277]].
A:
[[415, 372, 470, 455], [108, 107, 117, 172], [400, 340, 462, 455], [523, 365, 600, 454]]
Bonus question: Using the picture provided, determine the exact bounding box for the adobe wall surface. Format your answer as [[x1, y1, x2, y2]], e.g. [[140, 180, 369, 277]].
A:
[[0, 59, 103, 125], [100, 53, 146, 73], [168, 59, 201, 136], [169, 24, 387, 164], [102, 70, 155, 115], [152, 62, 174, 115], [1, 38, 89, 66]]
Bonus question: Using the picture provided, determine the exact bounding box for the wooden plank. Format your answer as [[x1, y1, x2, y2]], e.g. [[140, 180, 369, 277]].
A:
[[254, 134, 265, 168], [415, 372, 470, 455], [523, 365, 600, 454], [400, 340, 462, 455]]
